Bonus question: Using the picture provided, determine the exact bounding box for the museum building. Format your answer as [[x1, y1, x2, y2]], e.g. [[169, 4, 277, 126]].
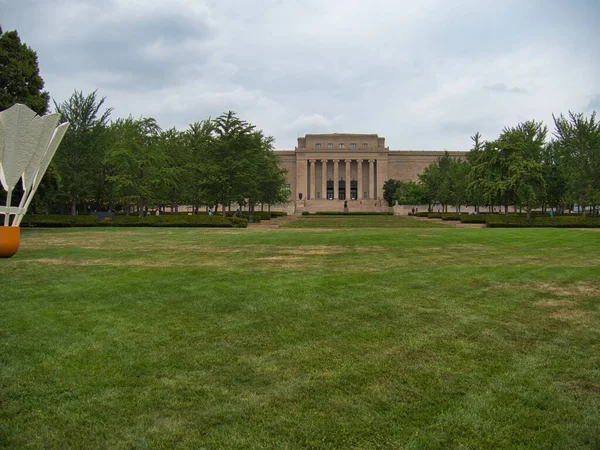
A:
[[274, 133, 466, 212]]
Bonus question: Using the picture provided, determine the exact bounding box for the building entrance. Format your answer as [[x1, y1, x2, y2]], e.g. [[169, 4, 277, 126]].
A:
[[338, 180, 346, 200], [326, 180, 334, 200]]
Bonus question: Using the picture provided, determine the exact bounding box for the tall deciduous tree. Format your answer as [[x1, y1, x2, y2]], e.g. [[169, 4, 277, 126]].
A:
[[499, 121, 547, 218], [199, 111, 256, 211], [106, 117, 177, 216], [394, 181, 426, 206], [253, 131, 288, 210], [540, 141, 566, 212], [53, 90, 112, 214], [419, 152, 468, 212], [382, 179, 403, 206], [0, 27, 49, 115], [553, 111, 600, 215], [182, 120, 215, 213]]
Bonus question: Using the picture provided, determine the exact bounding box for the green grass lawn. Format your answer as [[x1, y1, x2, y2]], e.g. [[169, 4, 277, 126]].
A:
[[1, 223, 599, 449]]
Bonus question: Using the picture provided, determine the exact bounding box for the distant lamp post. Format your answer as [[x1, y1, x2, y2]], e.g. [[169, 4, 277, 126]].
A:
[[0, 104, 69, 257]]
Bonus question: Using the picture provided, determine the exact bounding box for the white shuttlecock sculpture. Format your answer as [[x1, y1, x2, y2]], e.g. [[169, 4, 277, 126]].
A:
[[0, 104, 69, 257]]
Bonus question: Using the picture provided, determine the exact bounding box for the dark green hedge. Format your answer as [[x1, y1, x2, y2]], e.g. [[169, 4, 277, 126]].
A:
[[20, 214, 247, 228], [416, 212, 430, 217], [427, 213, 443, 219], [314, 211, 393, 216], [486, 215, 600, 228], [441, 213, 470, 221], [460, 215, 490, 224]]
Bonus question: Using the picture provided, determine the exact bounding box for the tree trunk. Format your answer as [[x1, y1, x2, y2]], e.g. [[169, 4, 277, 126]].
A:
[[527, 202, 532, 219], [71, 198, 77, 216], [504, 205, 508, 215]]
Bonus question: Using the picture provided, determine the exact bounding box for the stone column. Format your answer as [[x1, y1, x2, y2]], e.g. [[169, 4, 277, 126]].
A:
[[369, 159, 375, 200], [345, 159, 351, 200], [333, 160, 339, 200], [357, 160, 363, 200], [309, 160, 316, 199], [376, 156, 388, 202], [296, 159, 307, 201], [321, 160, 327, 200]]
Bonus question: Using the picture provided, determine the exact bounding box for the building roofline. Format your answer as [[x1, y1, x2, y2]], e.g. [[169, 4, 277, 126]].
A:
[[304, 133, 379, 137]]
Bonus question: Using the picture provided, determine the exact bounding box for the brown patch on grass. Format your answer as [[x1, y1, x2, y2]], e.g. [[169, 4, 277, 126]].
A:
[[570, 380, 600, 393], [533, 299, 578, 308], [549, 309, 591, 323], [14, 257, 228, 268], [447, 244, 489, 250], [537, 283, 600, 298], [257, 256, 305, 261], [272, 245, 385, 256]]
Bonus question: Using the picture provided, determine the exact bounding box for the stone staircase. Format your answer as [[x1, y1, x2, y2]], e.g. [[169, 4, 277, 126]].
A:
[[248, 214, 297, 229]]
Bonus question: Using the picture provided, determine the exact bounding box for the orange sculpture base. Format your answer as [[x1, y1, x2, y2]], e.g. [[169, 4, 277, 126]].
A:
[[0, 226, 20, 258]]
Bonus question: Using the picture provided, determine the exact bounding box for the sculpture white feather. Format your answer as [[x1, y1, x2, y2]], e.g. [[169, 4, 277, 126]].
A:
[[0, 104, 69, 227]]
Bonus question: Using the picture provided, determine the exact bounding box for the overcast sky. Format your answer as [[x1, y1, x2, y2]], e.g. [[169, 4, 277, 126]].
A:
[[2, 0, 599, 150]]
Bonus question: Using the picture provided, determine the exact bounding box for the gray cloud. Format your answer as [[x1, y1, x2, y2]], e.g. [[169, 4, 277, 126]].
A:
[[485, 84, 528, 94], [586, 95, 600, 113], [1, 0, 599, 150]]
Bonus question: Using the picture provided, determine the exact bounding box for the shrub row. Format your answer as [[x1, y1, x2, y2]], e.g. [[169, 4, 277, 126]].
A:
[[485, 215, 600, 228], [221, 211, 287, 220], [269, 211, 288, 217], [459, 215, 489, 224], [20, 214, 248, 228], [313, 211, 393, 216]]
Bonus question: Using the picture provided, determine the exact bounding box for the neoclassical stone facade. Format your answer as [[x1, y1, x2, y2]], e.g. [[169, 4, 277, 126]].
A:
[[274, 133, 466, 212]]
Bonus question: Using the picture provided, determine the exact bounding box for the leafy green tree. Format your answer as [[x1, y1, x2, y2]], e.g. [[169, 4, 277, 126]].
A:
[[498, 121, 547, 217], [395, 181, 426, 205], [383, 179, 403, 206], [106, 117, 176, 216], [0, 27, 49, 115], [418, 151, 467, 212], [253, 132, 289, 210], [540, 141, 566, 212], [182, 120, 215, 213], [199, 111, 256, 212], [53, 90, 112, 214], [466, 133, 486, 212], [553, 111, 600, 214], [156, 127, 186, 212], [419, 162, 441, 211]]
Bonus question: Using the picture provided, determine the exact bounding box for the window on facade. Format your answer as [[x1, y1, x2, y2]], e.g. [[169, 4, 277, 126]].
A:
[[350, 143, 356, 149], [339, 143, 345, 149], [285, 184, 291, 191], [362, 143, 368, 148], [327, 143, 333, 148], [315, 143, 321, 148]]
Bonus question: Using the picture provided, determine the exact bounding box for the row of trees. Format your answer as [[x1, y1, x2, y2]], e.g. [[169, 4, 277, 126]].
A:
[[384, 114, 600, 217], [48, 92, 289, 215], [1, 28, 289, 216]]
